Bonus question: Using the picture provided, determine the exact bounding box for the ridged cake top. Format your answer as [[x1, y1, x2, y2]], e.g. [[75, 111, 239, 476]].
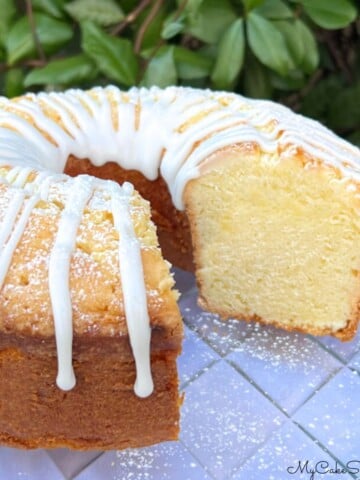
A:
[[0, 86, 359, 210], [0, 85, 359, 395]]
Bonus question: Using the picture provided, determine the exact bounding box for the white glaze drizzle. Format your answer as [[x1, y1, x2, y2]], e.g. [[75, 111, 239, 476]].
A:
[[0, 192, 39, 289], [0, 86, 358, 210], [7, 166, 33, 187], [0, 189, 25, 253], [0, 86, 359, 397], [110, 181, 153, 398], [48, 175, 94, 391]]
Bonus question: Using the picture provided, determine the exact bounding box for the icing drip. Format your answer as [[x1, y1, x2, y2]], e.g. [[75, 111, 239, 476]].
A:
[[6, 166, 33, 187], [0, 190, 25, 254], [110, 181, 153, 398], [0, 191, 39, 289], [48, 175, 94, 391]]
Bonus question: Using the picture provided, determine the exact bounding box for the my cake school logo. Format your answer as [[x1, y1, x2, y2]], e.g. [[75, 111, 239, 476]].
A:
[[286, 460, 360, 479]]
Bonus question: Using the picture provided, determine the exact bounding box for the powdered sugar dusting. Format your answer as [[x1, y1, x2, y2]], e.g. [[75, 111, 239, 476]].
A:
[[4, 273, 359, 479]]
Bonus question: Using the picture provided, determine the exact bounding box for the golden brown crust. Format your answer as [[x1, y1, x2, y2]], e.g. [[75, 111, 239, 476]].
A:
[[0, 334, 181, 450], [198, 294, 357, 341]]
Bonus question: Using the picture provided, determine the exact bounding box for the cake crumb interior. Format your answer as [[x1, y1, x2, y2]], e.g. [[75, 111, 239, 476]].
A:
[[186, 146, 360, 337]]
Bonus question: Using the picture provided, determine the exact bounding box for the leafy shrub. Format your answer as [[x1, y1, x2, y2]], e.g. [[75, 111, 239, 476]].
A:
[[0, 0, 359, 144]]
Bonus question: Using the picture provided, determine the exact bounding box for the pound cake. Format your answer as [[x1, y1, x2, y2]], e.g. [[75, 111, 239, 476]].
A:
[[0, 85, 360, 449], [0, 172, 182, 449]]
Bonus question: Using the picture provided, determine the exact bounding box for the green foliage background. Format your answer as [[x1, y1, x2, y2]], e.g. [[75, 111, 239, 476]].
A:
[[0, 0, 359, 145]]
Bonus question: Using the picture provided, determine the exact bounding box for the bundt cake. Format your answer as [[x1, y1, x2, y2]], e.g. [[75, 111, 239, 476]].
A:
[[0, 172, 182, 449], [0, 85, 359, 449]]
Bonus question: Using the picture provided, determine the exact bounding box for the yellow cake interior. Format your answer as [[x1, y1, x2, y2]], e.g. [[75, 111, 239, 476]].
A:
[[186, 144, 360, 339]]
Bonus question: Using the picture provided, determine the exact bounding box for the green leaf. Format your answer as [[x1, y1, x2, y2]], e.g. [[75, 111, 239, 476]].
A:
[[328, 81, 360, 130], [243, 54, 273, 98], [141, 46, 177, 88], [65, 0, 124, 26], [271, 70, 305, 90], [247, 12, 293, 75], [242, 0, 265, 11], [211, 18, 245, 90], [182, 0, 204, 14], [272, 19, 318, 73], [6, 14, 73, 66], [296, 20, 319, 73], [32, 0, 67, 18], [81, 21, 138, 86], [185, 0, 237, 44], [135, 5, 167, 51], [347, 130, 360, 148], [174, 46, 212, 79], [24, 54, 97, 87], [161, 13, 185, 40], [134, 5, 168, 53], [161, 20, 184, 40], [272, 20, 302, 69], [254, 0, 293, 19], [300, 75, 342, 121], [181, 0, 205, 26], [300, 76, 360, 143], [299, 0, 357, 29], [5, 68, 24, 98], [0, 0, 16, 47], [121, 0, 138, 12]]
